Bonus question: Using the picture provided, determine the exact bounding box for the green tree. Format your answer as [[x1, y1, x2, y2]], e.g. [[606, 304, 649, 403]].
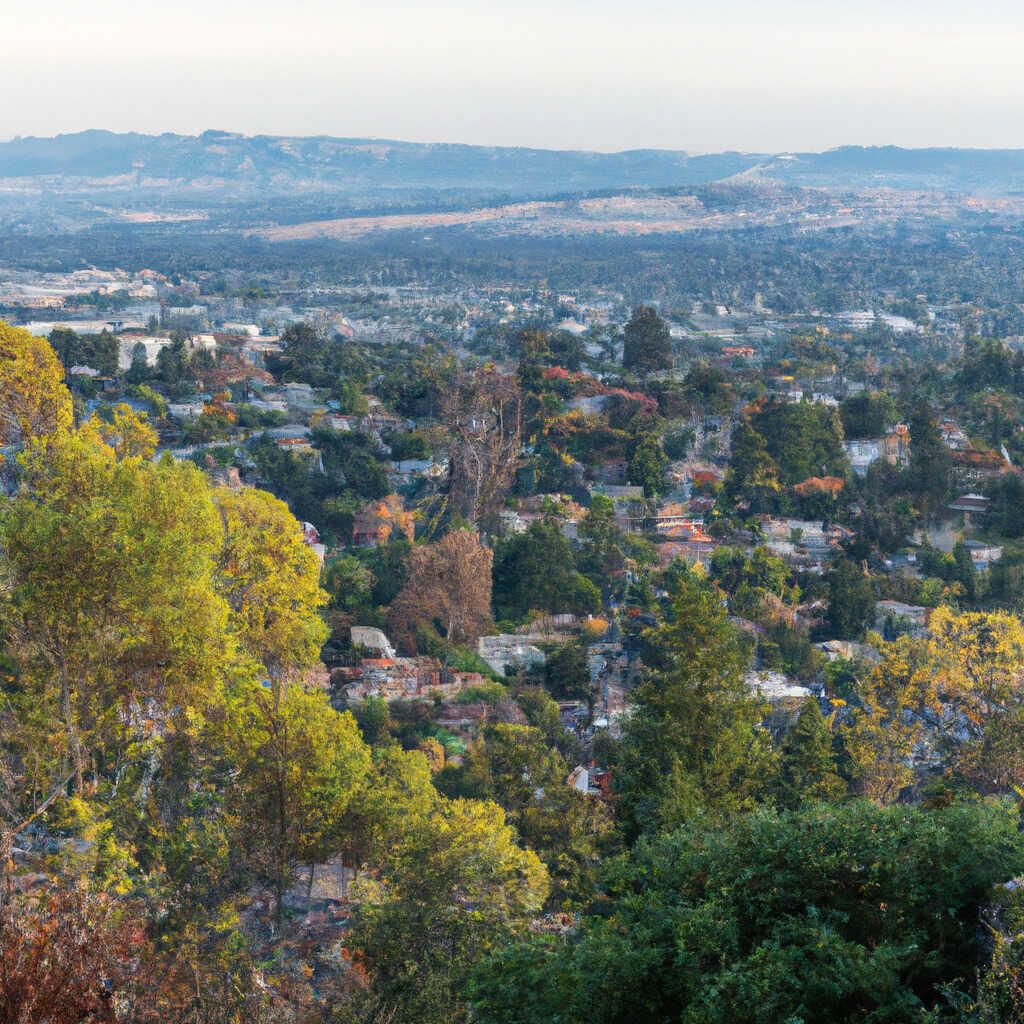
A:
[[470, 801, 1024, 1024], [827, 558, 876, 639], [219, 681, 371, 923], [539, 640, 591, 703], [622, 306, 672, 374], [906, 401, 952, 518], [749, 398, 846, 485], [614, 569, 772, 838], [492, 518, 601, 621], [952, 538, 978, 603], [352, 797, 549, 1024], [721, 420, 781, 513], [627, 433, 668, 497], [775, 699, 845, 808]]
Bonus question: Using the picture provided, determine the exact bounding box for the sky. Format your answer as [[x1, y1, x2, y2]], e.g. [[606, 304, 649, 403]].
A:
[[4, 0, 1024, 153]]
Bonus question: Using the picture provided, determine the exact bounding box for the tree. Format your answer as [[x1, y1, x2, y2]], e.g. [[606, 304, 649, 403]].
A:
[[388, 528, 494, 654], [575, 493, 651, 599], [926, 607, 1024, 790], [844, 634, 932, 804], [749, 398, 847, 484], [952, 537, 978, 603], [443, 723, 613, 904], [622, 306, 672, 374], [775, 699, 845, 808], [839, 391, 898, 439], [539, 640, 591, 702], [470, 801, 1024, 1024], [214, 486, 329, 690], [90, 403, 159, 459], [720, 420, 781, 513], [352, 796, 548, 1024], [1, 426, 231, 790], [627, 433, 668, 497], [614, 569, 772, 837], [548, 329, 587, 372], [0, 322, 73, 446], [445, 368, 522, 529], [827, 558, 876, 639], [220, 682, 371, 924], [906, 401, 952, 518], [845, 608, 1024, 799], [492, 518, 601, 622], [0, 886, 145, 1022]]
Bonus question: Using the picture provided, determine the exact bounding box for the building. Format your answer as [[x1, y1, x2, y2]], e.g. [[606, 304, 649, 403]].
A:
[[477, 635, 546, 677], [948, 493, 991, 516], [963, 540, 1003, 569], [117, 336, 173, 370], [875, 600, 929, 638]]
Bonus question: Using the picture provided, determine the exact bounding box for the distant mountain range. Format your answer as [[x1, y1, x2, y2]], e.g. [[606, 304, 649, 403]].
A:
[[5, 130, 1024, 196]]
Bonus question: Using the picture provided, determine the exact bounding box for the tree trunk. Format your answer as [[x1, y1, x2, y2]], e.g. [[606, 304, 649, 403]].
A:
[[59, 668, 84, 793]]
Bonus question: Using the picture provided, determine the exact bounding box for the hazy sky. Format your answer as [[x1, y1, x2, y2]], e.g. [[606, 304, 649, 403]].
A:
[[5, 0, 1024, 152]]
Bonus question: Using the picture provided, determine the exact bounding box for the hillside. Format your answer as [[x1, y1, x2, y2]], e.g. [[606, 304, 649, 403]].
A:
[[6, 131, 1024, 197]]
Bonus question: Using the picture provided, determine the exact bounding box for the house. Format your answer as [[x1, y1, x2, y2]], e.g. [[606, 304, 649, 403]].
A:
[[566, 766, 607, 797], [189, 333, 217, 353], [948, 493, 991, 516], [283, 381, 319, 410], [389, 459, 449, 488], [589, 485, 646, 532], [745, 671, 812, 701], [566, 395, 610, 415], [940, 421, 968, 450], [816, 639, 881, 663], [477, 635, 546, 677], [351, 494, 415, 547], [302, 521, 326, 563], [951, 447, 1007, 483], [875, 600, 929, 638], [963, 539, 1003, 569], [761, 517, 843, 565], [167, 400, 207, 420], [240, 340, 283, 368], [657, 538, 718, 568], [336, 656, 488, 703], [264, 424, 315, 453], [117, 335, 172, 370], [350, 626, 397, 660], [844, 438, 883, 476], [884, 424, 911, 466]]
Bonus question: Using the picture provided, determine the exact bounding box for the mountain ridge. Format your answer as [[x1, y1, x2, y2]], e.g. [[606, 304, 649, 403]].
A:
[[6, 131, 1024, 195]]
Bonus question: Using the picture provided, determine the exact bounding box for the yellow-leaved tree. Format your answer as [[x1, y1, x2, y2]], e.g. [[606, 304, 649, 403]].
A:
[[214, 486, 329, 694], [2, 423, 231, 790], [0, 322, 73, 447], [846, 607, 1024, 801]]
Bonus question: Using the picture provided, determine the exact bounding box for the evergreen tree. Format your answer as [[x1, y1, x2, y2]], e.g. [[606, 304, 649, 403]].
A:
[[721, 420, 781, 513], [627, 433, 668, 497], [952, 538, 978, 603], [622, 306, 672, 374], [614, 569, 773, 838], [906, 401, 952, 518], [776, 699, 846, 808], [827, 558, 876, 639]]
